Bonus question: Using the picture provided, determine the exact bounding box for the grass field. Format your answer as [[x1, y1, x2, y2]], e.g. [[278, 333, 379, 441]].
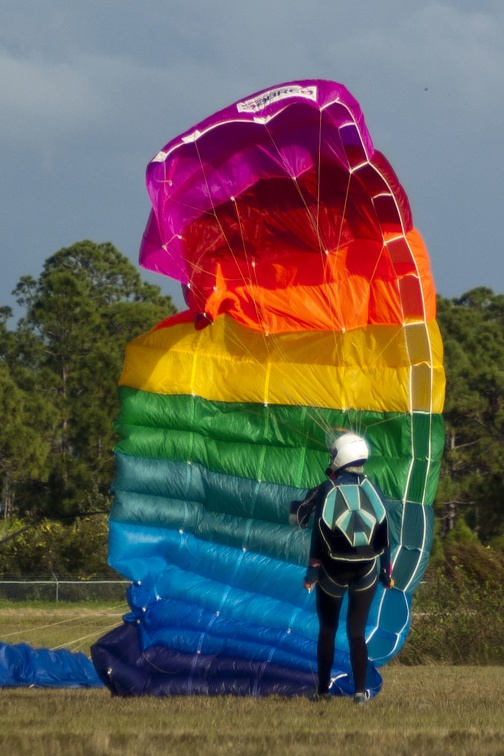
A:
[[1, 604, 503, 755], [0, 601, 129, 656]]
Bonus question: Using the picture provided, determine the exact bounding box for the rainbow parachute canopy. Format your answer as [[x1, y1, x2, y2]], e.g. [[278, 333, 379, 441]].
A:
[[91, 80, 445, 698]]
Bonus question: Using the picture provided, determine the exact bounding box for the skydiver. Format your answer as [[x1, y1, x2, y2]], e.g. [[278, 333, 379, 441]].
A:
[[290, 433, 393, 704]]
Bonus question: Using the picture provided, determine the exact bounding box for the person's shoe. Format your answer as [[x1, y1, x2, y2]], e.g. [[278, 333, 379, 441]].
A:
[[353, 691, 368, 704], [308, 689, 332, 702]]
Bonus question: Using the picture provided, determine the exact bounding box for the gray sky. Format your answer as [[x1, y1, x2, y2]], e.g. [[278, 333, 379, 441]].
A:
[[2, 0, 503, 316]]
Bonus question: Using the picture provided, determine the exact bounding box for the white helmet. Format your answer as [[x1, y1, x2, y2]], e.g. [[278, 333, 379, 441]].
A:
[[329, 433, 369, 471]]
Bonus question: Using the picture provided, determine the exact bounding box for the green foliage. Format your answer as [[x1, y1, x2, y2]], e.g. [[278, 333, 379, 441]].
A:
[[400, 541, 504, 665], [1, 240, 176, 521], [0, 365, 58, 518], [0, 516, 114, 577], [488, 531, 504, 550], [445, 516, 480, 546], [436, 288, 504, 543], [427, 517, 445, 564]]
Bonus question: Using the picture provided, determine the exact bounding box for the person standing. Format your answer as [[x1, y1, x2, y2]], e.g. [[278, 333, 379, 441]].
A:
[[290, 433, 393, 703]]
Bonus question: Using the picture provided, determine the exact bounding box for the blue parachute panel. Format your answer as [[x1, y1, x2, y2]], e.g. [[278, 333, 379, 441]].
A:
[[0, 642, 103, 688], [90, 519, 408, 696]]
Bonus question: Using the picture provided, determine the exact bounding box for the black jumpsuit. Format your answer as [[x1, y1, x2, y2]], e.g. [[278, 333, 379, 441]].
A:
[[299, 469, 390, 696]]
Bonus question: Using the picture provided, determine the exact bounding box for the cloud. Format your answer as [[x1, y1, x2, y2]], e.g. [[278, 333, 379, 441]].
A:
[[0, 0, 503, 315], [402, 4, 504, 109], [0, 49, 101, 141]]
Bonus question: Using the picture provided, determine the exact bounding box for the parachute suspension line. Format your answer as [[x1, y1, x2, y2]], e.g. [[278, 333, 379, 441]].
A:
[[193, 315, 318, 428], [0, 604, 128, 641], [232, 118, 343, 415], [210, 327, 270, 374], [155, 161, 204, 283], [183, 315, 341, 451], [317, 114, 393, 445], [169, 300, 338, 456], [231, 193, 277, 363], [193, 134, 281, 378], [219, 195, 296, 440], [188, 140, 249, 316], [232, 197, 262, 323], [292, 405, 312, 486], [316, 109, 323, 237], [263, 124, 326, 254], [364, 328, 405, 372], [344, 161, 390, 330], [192, 125, 425, 490], [314, 114, 355, 408], [243, 154, 336, 424], [0, 603, 128, 649], [321, 164, 351, 343], [267, 119, 349, 410], [200, 123, 326, 434], [343, 408, 364, 441], [317, 110, 345, 337], [139, 652, 177, 677], [333, 168, 351, 258], [208, 314, 395, 459], [195, 137, 312, 459], [192, 141, 233, 258], [184, 118, 362, 449], [333, 168, 352, 283], [52, 620, 124, 653]]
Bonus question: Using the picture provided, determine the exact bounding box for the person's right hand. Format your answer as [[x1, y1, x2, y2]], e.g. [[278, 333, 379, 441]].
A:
[[379, 568, 394, 589]]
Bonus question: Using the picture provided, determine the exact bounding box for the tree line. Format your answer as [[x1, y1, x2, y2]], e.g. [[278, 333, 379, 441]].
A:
[[0, 240, 503, 576], [0, 241, 176, 522]]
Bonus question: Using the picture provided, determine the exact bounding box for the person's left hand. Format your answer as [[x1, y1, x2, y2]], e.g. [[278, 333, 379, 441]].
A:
[[304, 580, 316, 593]]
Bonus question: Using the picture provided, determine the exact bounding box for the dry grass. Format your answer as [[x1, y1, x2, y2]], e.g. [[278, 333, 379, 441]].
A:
[[1, 668, 503, 755], [0, 602, 128, 655], [1, 604, 503, 754]]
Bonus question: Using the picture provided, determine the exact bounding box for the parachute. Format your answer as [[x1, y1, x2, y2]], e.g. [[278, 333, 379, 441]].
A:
[[89, 80, 445, 697], [0, 642, 102, 688]]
